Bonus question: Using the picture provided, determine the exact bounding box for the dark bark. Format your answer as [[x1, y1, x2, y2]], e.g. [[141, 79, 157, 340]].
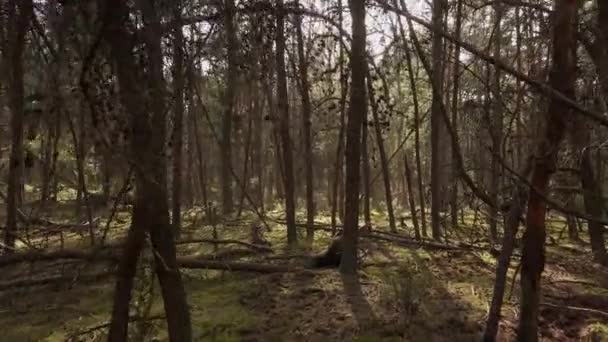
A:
[[449, 0, 463, 233], [404, 152, 421, 239], [517, 1, 576, 340], [295, 4, 315, 243], [171, 3, 185, 236], [580, 148, 608, 265], [340, 0, 366, 275], [366, 69, 397, 233], [484, 159, 532, 342], [397, 8, 427, 237], [361, 117, 372, 225], [276, 0, 297, 246], [430, 0, 447, 241], [102, 0, 192, 340], [3, 0, 32, 253], [221, 0, 237, 215]]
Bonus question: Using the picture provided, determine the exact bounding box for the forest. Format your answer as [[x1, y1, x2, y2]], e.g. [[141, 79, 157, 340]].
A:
[[0, 0, 607, 341]]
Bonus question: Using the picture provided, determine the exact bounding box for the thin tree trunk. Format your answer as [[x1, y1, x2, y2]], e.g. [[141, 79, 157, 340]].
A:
[[404, 151, 420, 239], [366, 70, 397, 233], [362, 117, 372, 225], [449, 0, 463, 232], [395, 0, 427, 237], [580, 148, 608, 265], [295, 4, 315, 243], [489, 1, 504, 244], [484, 159, 532, 342], [275, 0, 297, 246], [221, 0, 237, 215], [340, 0, 366, 275], [517, 1, 576, 340], [171, 4, 185, 236]]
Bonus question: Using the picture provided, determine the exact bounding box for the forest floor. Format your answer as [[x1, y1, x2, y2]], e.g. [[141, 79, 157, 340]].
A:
[[0, 202, 607, 341]]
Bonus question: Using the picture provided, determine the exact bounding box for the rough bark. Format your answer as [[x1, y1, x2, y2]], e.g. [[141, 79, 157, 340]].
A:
[[171, 3, 185, 236], [275, 0, 297, 246], [430, 0, 447, 241], [366, 70, 397, 233], [3, 0, 32, 252], [103, 0, 192, 340], [340, 0, 366, 275], [449, 0, 463, 232], [221, 0, 237, 215], [295, 3, 315, 243], [517, 1, 576, 340]]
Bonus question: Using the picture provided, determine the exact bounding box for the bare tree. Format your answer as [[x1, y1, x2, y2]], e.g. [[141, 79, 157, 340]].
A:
[[340, 0, 366, 275]]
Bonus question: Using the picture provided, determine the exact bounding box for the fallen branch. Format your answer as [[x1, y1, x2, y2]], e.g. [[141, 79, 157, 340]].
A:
[[540, 302, 608, 319], [176, 238, 272, 252], [0, 270, 115, 291], [68, 314, 165, 341], [177, 258, 312, 274]]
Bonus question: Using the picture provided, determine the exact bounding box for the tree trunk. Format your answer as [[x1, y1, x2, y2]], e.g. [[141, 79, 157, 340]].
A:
[[404, 152, 420, 239], [517, 1, 576, 340], [580, 148, 608, 265], [449, 0, 463, 232], [366, 70, 397, 233], [362, 117, 372, 225], [171, 4, 185, 237], [484, 159, 532, 342], [104, 1, 192, 340], [295, 4, 315, 244], [489, 1, 504, 244], [340, 0, 366, 275], [275, 0, 297, 246], [430, 0, 447, 241], [221, 0, 237, 215], [3, 0, 32, 252]]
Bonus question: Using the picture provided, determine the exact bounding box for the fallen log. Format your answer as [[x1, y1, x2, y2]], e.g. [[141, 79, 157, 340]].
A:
[[0, 246, 309, 274]]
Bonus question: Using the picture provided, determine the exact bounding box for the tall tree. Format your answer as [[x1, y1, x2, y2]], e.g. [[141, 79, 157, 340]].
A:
[[276, 0, 297, 246], [171, 1, 185, 236], [430, 0, 448, 241], [102, 1, 191, 340], [517, 0, 577, 340], [221, 0, 237, 215], [340, 0, 366, 274], [295, 1, 315, 244], [3, 0, 33, 252]]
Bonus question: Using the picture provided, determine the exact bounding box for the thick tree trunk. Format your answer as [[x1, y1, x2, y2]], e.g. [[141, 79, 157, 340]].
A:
[[517, 1, 576, 340], [340, 0, 366, 275], [275, 0, 297, 246], [430, 0, 447, 241], [3, 0, 32, 253], [295, 4, 315, 243], [580, 148, 608, 265]]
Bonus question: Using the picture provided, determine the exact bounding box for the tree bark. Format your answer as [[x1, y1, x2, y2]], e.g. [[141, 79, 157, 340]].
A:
[[171, 3, 185, 237], [340, 0, 366, 275], [103, 1, 192, 340], [221, 0, 237, 215], [3, 0, 32, 253], [295, 3, 315, 244], [517, 1, 576, 340], [430, 0, 447, 241], [276, 0, 297, 246], [404, 152, 421, 239], [366, 70, 397, 233]]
